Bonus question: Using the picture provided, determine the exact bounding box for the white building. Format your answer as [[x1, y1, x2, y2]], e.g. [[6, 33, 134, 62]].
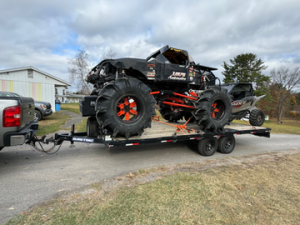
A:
[[0, 67, 71, 112], [56, 93, 86, 103]]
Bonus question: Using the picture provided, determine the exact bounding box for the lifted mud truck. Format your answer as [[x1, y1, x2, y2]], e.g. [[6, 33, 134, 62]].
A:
[[81, 45, 232, 139]]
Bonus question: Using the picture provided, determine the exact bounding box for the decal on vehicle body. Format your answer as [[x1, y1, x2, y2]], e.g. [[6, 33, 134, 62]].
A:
[[189, 67, 196, 77], [147, 64, 155, 70], [105, 135, 112, 141], [72, 137, 94, 143], [168, 72, 186, 80], [147, 71, 155, 77], [232, 100, 245, 107]]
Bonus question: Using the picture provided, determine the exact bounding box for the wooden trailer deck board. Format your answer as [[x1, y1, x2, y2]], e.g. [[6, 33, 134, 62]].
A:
[[112, 121, 268, 141]]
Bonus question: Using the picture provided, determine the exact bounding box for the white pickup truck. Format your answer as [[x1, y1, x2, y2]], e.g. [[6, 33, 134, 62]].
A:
[[0, 95, 38, 151]]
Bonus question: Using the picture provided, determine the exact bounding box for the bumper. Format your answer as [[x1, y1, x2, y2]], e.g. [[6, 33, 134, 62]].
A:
[[3, 122, 39, 146], [42, 109, 53, 117]]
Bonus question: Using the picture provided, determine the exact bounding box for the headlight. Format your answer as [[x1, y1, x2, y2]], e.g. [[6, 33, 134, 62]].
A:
[[40, 104, 47, 109]]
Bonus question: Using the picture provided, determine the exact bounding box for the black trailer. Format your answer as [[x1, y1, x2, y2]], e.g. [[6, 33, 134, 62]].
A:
[[37, 120, 270, 156]]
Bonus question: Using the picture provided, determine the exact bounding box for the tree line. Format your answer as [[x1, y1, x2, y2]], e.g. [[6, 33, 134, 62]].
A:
[[68, 49, 300, 122]]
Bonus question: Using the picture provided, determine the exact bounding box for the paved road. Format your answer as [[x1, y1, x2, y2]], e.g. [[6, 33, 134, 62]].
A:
[[1, 133, 300, 224]]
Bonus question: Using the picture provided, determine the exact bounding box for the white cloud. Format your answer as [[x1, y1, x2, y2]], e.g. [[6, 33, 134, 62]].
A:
[[0, 0, 300, 89]]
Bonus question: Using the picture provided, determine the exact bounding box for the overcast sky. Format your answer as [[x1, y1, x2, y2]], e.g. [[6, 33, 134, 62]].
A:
[[1, 0, 300, 92]]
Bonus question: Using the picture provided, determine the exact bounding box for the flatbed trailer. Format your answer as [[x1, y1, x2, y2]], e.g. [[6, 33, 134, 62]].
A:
[[44, 121, 270, 156]]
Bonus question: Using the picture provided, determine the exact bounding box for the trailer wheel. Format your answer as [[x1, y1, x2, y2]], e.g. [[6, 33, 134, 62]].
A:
[[217, 135, 236, 154], [194, 89, 232, 132], [87, 117, 98, 138], [198, 138, 218, 156], [249, 109, 265, 126], [96, 78, 156, 139]]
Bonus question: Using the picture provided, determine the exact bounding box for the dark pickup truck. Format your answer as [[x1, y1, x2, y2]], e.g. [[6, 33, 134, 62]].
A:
[[0, 95, 38, 151]]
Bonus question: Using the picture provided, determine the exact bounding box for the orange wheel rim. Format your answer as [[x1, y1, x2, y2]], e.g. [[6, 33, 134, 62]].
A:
[[211, 100, 225, 120], [117, 96, 139, 122]]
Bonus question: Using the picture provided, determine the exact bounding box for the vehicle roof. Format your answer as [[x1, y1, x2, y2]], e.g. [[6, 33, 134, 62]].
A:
[[0, 91, 20, 97], [146, 45, 188, 61]]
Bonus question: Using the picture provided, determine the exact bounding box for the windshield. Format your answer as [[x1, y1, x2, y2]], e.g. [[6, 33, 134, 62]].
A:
[[221, 84, 234, 93]]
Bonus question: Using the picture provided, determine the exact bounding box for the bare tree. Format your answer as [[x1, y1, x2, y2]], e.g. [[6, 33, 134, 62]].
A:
[[68, 49, 93, 94], [101, 48, 117, 60], [270, 66, 300, 122]]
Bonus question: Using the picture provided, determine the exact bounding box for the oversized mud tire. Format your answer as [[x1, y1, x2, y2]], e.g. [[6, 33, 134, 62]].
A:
[[159, 104, 183, 122], [95, 78, 156, 139], [194, 89, 232, 132], [249, 109, 265, 126]]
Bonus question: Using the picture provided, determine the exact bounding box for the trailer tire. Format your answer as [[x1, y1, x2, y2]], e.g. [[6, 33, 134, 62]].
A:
[[95, 78, 156, 139], [198, 138, 218, 156], [87, 117, 98, 138], [249, 109, 265, 126], [194, 89, 232, 132], [217, 135, 235, 154]]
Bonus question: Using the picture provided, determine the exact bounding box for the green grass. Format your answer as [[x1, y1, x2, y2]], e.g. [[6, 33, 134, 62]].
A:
[[6, 152, 300, 225], [36, 103, 83, 136], [35, 112, 70, 136], [61, 103, 81, 114], [233, 119, 300, 135], [75, 118, 87, 132]]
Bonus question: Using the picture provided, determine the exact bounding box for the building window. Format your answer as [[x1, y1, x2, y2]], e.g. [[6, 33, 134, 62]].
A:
[[55, 88, 58, 94], [63, 89, 65, 95], [28, 69, 33, 78]]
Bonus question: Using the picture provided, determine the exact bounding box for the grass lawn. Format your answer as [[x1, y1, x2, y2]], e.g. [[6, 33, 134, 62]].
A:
[[233, 119, 300, 135], [35, 112, 70, 136], [36, 103, 83, 136], [61, 103, 81, 115], [6, 151, 300, 225]]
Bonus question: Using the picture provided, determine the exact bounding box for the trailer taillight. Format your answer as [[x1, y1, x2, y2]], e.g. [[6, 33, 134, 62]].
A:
[[3, 106, 21, 127]]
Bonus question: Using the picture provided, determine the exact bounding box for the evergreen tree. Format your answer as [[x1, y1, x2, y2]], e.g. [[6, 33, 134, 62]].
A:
[[222, 53, 269, 95]]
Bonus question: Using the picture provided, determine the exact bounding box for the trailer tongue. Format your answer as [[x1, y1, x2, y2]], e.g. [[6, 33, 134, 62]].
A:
[[27, 120, 271, 157]]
